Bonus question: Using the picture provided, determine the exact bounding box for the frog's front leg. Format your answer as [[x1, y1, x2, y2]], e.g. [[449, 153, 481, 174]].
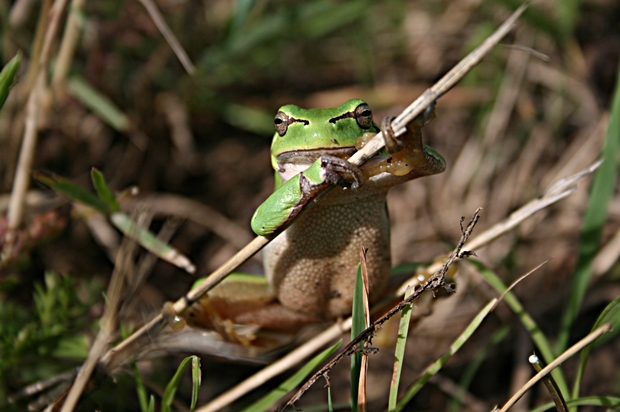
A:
[[251, 155, 365, 236], [358, 102, 445, 178]]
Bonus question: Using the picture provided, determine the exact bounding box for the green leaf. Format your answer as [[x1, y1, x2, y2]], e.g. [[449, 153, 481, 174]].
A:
[[240, 340, 341, 412], [573, 295, 620, 400], [530, 396, 620, 412], [34, 171, 110, 215], [91, 168, 120, 212], [350, 263, 365, 412], [396, 299, 496, 411], [190, 355, 201, 412], [147, 394, 155, 412], [0, 52, 21, 111], [557, 58, 620, 353], [132, 362, 149, 412], [66, 76, 131, 132], [447, 326, 510, 412], [162, 356, 196, 412], [110, 212, 196, 274], [470, 260, 570, 398], [388, 286, 415, 412]]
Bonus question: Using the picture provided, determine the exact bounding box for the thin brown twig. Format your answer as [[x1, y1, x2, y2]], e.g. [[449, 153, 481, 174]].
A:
[[281, 208, 481, 410]]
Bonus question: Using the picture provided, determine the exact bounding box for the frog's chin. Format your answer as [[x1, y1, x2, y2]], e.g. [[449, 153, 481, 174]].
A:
[[275, 147, 356, 183]]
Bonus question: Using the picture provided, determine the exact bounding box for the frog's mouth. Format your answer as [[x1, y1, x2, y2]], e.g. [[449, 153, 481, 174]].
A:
[[276, 147, 357, 165], [275, 147, 357, 183]]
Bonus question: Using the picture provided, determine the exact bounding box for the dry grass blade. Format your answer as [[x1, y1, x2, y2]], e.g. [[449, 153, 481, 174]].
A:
[[494, 323, 612, 412], [7, 0, 71, 230], [138, 0, 195, 75], [59, 223, 139, 412], [348, 2, 529, 167], [493, 259, 551, 311], [99, 235, 270, 372], [465, 160, 602, 252]]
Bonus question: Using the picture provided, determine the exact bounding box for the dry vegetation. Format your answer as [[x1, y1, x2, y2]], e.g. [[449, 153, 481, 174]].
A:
[[1, 0, 619, 411]]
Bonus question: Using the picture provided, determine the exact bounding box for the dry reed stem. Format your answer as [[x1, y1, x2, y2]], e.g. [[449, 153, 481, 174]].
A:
[[51, 0, 85, 91], [59, 216, 141, 412], [7, 0, 69, 230], [138, 0, 196, 75], [494, 323, 612, 412]]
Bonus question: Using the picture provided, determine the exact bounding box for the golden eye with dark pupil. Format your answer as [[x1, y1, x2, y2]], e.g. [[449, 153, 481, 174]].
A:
[[274, 111, 289, 136], [354, 104, 373, 129]]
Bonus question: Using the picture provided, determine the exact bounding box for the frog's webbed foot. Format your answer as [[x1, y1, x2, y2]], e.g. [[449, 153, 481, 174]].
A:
[[382, 101, 436, 154], [360, 101, 443, 178], [319, 154, 366, 190]]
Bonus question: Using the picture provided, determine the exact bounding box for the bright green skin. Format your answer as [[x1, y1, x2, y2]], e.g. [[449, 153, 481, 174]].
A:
[[189, 99, 445, 330], [251, 99, 378, 236]]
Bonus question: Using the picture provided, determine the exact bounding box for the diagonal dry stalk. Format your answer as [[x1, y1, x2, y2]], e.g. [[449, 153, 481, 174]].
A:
[[493, 323, 611, 412], [98, 2, 530, 375], [7, 0, 70, 231]]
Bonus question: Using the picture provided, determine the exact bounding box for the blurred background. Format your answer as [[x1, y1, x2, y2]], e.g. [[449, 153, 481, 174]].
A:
[[1, 0, 619, 410]]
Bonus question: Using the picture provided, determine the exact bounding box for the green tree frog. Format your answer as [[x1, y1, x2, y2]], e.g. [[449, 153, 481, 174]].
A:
[[182, 99, 445, 334]]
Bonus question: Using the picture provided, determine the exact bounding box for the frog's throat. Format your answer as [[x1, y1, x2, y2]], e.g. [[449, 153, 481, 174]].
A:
[[275, 147, 357, 166]]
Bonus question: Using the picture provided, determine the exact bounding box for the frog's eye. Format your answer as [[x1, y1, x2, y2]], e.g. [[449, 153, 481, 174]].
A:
[[274, 111, 290, 136], [354, 104, 373, 129]]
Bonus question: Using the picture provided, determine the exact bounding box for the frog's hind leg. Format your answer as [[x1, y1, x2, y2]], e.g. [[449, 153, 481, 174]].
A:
[[231, 303, 323, 330]]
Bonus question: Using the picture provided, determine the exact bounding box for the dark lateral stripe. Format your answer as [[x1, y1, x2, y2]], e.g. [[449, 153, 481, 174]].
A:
[[329, 111, 355, 123]]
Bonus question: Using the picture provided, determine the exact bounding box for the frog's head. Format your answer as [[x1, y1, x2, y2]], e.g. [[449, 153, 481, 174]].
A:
[[270, 99, 379, 178]]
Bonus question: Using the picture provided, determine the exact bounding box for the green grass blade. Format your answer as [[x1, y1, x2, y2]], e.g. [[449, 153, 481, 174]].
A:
[[388, 286, 415, 412], [556, 59, 620, 353], [530, 396, 620, 412], [228, 0, 256, 37], [350, 263, 365, 412], [110, 212, 196, 274], [395, 299, 497, 412], [162, 356, 196, 412], [240, 340, 342, 412], [190, 355, 201, 412], [572, 295, 620, 400], [91, 168, 120, 213], [447, 326, 510, 412], [147, 394, 155, 412], [327, 386, 334, 412], [0, 52, 21, 111], [132, 362, 149, 412], [66, 76, 131, 132], [34, 171, 110, 215], [470, 260, 570, 398]]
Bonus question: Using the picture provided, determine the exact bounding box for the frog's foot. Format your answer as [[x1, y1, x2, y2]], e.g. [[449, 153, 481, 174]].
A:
[[319, 154, 366, 190], [382, 101, 436, 154], [360, 102, 444, 178], [231, 303, 324, 330]]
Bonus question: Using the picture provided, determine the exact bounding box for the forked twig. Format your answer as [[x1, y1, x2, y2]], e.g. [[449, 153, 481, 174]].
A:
[[281, 209, 482, 410]]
